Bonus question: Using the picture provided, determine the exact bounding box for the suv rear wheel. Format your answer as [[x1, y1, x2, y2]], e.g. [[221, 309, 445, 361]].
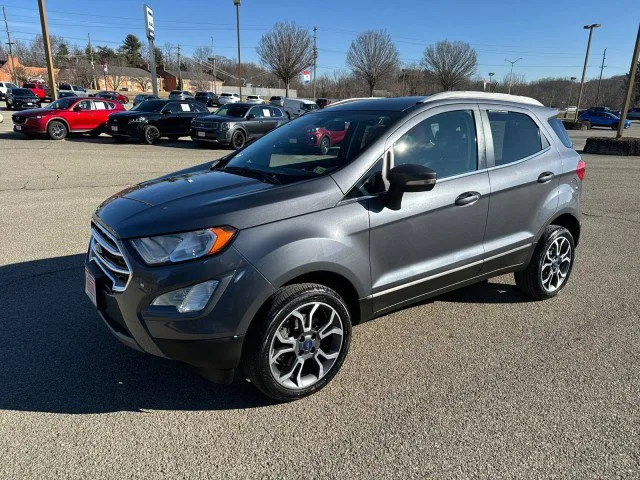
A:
[[515, 225, 575, 299], [243, 283, 352, 401]]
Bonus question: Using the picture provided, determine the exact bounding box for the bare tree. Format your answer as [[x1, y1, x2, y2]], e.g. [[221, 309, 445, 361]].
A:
[[257, 22, 313, 96], [345, 30, 399, 96], [422, 40, 477, 91]]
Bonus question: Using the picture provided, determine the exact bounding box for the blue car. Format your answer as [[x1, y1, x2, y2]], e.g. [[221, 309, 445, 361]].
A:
[[579, 111, 631, 130]]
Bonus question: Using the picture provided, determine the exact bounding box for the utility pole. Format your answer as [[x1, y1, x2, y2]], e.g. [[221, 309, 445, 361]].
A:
[[505, 58, 522, 94], [88, 33, 96, 90], [177, 44, 182, 90], [312, 26, 317, 99], [37, 0, 57, 101], [575, 23, 601, 120], [3, 6, 18, 85], [233, 0, 242, 100], [595, 48, 607, 107], [617, 23, 640, 139], [210, 36, 217, 94]]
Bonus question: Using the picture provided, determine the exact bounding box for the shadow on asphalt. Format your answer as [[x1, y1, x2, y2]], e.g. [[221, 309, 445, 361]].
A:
[[437, 280, 533, 304], [65, 135, 211, 149], [0, 254, 271, 414]]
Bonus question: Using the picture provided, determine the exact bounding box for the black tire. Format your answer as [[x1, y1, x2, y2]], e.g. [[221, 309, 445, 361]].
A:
[[47, 120, 68, 140], [231, 130, 246, 149], [242, 283, 352, 402], [514, 225, 575, 300], [319, 136, 331, 155], [143, 125, 160, 145], [89, 125, 103, 137], [167, 135, 180, 142]]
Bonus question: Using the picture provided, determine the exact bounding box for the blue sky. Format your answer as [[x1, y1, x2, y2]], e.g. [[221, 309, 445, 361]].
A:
[[2, 0, 638, 82]]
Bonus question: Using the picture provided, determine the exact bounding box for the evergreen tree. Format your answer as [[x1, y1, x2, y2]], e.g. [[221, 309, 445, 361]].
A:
[[119, 34, 143, 66]]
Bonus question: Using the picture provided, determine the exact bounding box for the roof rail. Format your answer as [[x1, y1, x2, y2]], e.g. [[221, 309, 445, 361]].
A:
[[420, 91, 544, 107]]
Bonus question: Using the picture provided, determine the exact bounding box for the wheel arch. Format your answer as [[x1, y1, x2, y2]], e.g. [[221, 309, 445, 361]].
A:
[[45, 116, 71, 132], [546, 211, 581, 246]]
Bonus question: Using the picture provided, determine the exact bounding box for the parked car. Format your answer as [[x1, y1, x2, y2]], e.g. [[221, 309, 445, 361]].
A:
[[283, 98, 319, 119], [0, 81, 19, 99], [269, 95, 284, 107], [316, 98, 331, 109], [625, 108, 640, 120], [94, 91, 128, 104], [169, 90, 194, 101], [194, 91, 218, 107], [217, 92, 240, 105], [245, 95, 265, 104], [22, 82, 51, 101], [5, 88, 41, 110], [579, 111, 631, 130], [58, 83, 89, 97], [105, 99, 209, 144], [191, 103, 287, 149], [300, 119, 349, 154], [57, 90, 78, 99], [133, 93, 159, 107], [11, 96, 124, 139], [585, 106, 621, 117], [85, 92, 584, 401]]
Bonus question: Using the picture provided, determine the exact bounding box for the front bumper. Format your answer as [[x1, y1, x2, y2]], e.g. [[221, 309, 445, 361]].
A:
[[11, 101, 41, 110], [85, 221, 275, 371], [13, 118, 46, 134], [190, 126, 232, 144], [106, 121, 144, 139]]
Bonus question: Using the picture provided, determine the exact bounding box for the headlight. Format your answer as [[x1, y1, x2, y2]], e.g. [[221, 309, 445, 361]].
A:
[[129, 117, 146, 123], [306, 127, 320, 133], [220, 122, 230, 131], [131, 226, 237, 265]]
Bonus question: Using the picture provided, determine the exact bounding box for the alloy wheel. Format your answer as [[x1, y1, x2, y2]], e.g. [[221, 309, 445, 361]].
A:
[[269, 302, 344, 390], [320, 137, 330, 155], [540, 236, 572, 293]]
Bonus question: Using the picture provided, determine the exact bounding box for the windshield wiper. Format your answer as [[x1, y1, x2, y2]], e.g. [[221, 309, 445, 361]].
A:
[[222, 165, 281, 185]]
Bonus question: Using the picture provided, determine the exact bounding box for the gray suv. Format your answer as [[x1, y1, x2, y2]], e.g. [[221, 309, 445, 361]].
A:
[[85, 93, 584, 401]]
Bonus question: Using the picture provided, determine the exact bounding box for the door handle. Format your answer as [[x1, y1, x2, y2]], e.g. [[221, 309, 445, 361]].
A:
[[538, 172, 555, 183], [455, 191, 481, 206]]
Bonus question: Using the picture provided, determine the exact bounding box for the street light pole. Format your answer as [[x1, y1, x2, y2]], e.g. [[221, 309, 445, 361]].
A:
[[505, 58, 522, 94], [595, 48, 607, 107], [575, 23, 601, 120], [233, 0, 242, 100], [210, 36, 217, 95], [488, 72, 495, 92], [566, 76, 576, 118]]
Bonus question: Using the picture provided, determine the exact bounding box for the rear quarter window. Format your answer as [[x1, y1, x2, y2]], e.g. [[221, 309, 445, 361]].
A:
[[487, 110, 548, 166], [548, 118, 573, 148]]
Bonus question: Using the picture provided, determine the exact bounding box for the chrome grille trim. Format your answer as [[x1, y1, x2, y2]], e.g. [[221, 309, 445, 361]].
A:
[[89, 222, 132, 292]]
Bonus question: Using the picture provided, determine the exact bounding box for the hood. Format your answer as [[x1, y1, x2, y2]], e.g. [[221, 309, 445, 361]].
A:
[[13, 107, 49, 116], [96, 167, 343, 239], [12, 94, 39, 100], [200, 114, 245, 122]]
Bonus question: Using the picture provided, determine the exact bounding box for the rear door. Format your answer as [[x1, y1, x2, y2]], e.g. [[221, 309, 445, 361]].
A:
[[91, 99, 113, 127], [244, 106, 264, 138], [480, 105, 560, 273], [368, 104, 490, 313]]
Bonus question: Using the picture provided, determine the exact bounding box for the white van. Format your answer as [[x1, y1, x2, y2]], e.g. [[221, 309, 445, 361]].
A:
[[283, 98, 318, 119]]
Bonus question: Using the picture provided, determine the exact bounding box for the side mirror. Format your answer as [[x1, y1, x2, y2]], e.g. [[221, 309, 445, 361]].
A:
[[73, 105, 82, 112], [384, 164, 437, 210]]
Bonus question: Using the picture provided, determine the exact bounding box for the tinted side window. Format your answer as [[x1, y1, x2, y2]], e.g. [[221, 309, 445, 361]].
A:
[[488, 111, 545, 166], [77, 100, 92, 110], [249, 106, 265, 118], [163, 102, 183, 113], [393, 110, 478, 178], [191, 103, 208, 113], [270, 107, 283, 117]]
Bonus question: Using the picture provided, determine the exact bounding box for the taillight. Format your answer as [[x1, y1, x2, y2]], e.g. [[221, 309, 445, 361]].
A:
[[576, 159, 586, 181]]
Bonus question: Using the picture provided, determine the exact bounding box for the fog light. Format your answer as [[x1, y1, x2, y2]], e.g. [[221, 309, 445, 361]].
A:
[[151, 280, 219, 313]]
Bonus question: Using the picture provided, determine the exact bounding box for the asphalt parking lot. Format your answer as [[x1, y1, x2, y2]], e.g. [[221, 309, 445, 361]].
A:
[[1, 106, 639, 479]]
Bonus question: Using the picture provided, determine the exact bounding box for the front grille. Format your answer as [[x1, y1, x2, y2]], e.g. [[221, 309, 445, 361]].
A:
[[195, 121, 218, 130], [12, 116, 25, 124], [89, 222, 132, 292]]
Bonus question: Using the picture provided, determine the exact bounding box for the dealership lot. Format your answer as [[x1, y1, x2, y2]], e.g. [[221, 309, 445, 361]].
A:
[[0, 110, 639, 479]]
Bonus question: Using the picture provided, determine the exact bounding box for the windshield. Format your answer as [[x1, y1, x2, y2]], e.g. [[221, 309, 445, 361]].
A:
[[302, 103, 319, 111], [130, 100, 166, 112], [216, 104, 250, 117], [46, 98, 76, 109], [12, 88, 35, 96], [220, 110, 402, 185]]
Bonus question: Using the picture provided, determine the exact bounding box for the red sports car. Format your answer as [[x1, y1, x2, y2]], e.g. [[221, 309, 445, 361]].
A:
[[305, 119, 349, 154], [11, 96, 125, 140]]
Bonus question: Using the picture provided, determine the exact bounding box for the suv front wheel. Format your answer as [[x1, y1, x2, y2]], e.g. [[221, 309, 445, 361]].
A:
[[515, 225, 575, 299], [243, 283, 352, 401]]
